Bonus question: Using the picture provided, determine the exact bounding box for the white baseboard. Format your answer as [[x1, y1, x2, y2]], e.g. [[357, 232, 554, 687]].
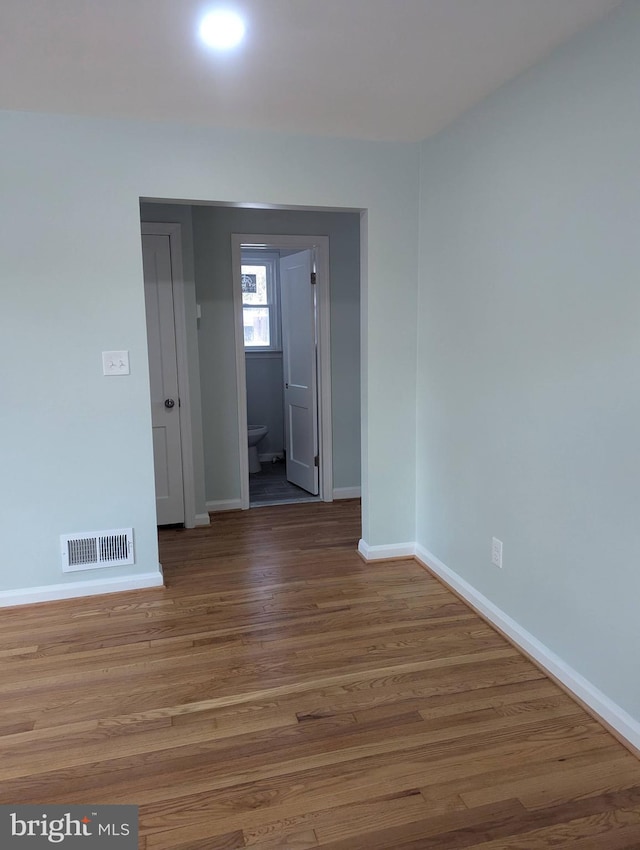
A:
[[0, 570, 165, 609], [414, 543, 640, 755], [333, 486, 361, 500], [205, 499, 242, 513], [357, 537, 640, 752], [258, 452, 284, 463], [358, 539, 415, 561], [194, 513, 211, 526]]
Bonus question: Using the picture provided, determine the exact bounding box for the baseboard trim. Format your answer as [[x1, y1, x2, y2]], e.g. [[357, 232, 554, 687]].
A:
[[357, 539, 415, 561], [0, 570, 165, 609], [194, 513, 211, 526], [333, 487, 361, 500], [205, 499, 242, 513], [414, 543, 640, 756], [357, 537, 640, 754], [258, 452, 284, 463]]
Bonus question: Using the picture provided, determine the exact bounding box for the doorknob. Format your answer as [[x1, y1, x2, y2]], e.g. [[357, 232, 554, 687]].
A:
[[164, 398, 176, 409]]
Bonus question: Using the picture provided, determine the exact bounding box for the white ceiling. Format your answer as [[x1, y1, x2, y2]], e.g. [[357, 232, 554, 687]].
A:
[[0, 0, 622, 142]]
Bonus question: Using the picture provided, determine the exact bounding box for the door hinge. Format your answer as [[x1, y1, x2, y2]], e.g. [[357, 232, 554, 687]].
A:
[[310, 272, 317, 285], [314, 455, 319, 467]]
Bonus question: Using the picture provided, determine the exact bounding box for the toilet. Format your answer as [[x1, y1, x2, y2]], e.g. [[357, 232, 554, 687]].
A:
[[247, 425, 268, 473]]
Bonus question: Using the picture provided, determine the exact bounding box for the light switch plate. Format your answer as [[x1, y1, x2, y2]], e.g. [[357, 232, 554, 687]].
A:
[[102, 350, 130, 375]]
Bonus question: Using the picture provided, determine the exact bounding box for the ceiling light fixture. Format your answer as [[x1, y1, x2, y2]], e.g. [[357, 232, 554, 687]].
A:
[[199, 9, 246, 50]]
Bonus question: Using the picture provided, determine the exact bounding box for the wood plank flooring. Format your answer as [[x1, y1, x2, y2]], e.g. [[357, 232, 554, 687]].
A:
[[1, 500, 639, 848]]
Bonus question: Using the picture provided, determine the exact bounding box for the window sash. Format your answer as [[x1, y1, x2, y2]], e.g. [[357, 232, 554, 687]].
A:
[[241, 253, 280, 351], [243, 305, 271, 347]]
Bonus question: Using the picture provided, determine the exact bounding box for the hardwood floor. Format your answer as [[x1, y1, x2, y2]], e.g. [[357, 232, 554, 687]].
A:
[[1, 500, 639, 848]]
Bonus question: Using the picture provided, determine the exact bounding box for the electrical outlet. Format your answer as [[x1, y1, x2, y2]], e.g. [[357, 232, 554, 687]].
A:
[[491, 537, 503, 569]]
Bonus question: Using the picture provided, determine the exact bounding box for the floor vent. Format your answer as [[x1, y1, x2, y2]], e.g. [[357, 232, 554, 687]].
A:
[[60, 528, 135, 572]]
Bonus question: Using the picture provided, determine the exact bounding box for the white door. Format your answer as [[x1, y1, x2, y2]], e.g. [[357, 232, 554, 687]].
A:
[[142, 234, 185, 525], [280, 250, 319, 495]]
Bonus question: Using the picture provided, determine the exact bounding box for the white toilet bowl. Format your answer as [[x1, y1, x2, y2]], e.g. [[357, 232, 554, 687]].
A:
[[247, 425, 268, 473]]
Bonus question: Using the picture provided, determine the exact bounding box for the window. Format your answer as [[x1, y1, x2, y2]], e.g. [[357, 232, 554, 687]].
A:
[[241, 252, 280, 351]]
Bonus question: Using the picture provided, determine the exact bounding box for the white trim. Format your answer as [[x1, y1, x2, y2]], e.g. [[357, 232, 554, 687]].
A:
[[0, 571, 164, 609], [241, 250, 282, 352], [315, 240, 333, 504], [333, 486, 361, 500], [194, 513, 211, 526], [414, 544, 640, 755], [246, 350, 283, 360], [232, 234, 333, 509], [205, 499, 243, 513], [231, 238, 251, 510], [141, 222, 197, 529], [357, 539, 415, 560], [258, 452, 284, 463], [356, 538, 640, 752]]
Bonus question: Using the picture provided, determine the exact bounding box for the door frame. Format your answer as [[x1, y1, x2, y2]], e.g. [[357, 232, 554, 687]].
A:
[[141, 222, 197, 528], [231, 233, 332, 509]]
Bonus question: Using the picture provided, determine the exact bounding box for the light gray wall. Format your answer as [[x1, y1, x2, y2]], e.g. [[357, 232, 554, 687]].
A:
[[191, 206, 362, 502], [417, 0, 640, 718], [0, 111, 419, 596], [246, 355, 284, 458], [139, 202, 207, 518]]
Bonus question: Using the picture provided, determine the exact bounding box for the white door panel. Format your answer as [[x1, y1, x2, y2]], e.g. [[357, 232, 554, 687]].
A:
[[143, 234, 185, 525], [280, 250, 318, 495]]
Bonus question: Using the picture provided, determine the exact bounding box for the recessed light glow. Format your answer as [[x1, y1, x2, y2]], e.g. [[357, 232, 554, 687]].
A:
[[199, 9, 246, 49]]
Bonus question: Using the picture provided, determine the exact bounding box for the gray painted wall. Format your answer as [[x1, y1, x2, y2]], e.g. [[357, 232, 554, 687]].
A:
[[246, 354, 284, 458], [192, 206, 361, 502], [417, 0, 640, 718]]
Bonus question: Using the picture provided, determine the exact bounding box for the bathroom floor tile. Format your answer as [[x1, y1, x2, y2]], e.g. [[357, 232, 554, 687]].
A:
[[249, 461, 320, 506]]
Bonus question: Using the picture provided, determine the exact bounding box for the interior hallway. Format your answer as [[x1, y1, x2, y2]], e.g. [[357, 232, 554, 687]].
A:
[[0, 500, 639, 848]]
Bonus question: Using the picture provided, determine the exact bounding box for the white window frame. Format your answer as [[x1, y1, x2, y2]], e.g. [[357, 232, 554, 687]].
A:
[[241, 251, 281, 352]]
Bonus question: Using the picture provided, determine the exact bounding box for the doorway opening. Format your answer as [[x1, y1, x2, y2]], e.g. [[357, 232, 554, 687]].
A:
[[232, 234, 332, 509], [140, 200, 361, 527]]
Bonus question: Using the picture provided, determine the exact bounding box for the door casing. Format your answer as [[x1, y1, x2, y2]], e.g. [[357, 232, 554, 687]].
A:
[[231, 233, 332, 509]]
